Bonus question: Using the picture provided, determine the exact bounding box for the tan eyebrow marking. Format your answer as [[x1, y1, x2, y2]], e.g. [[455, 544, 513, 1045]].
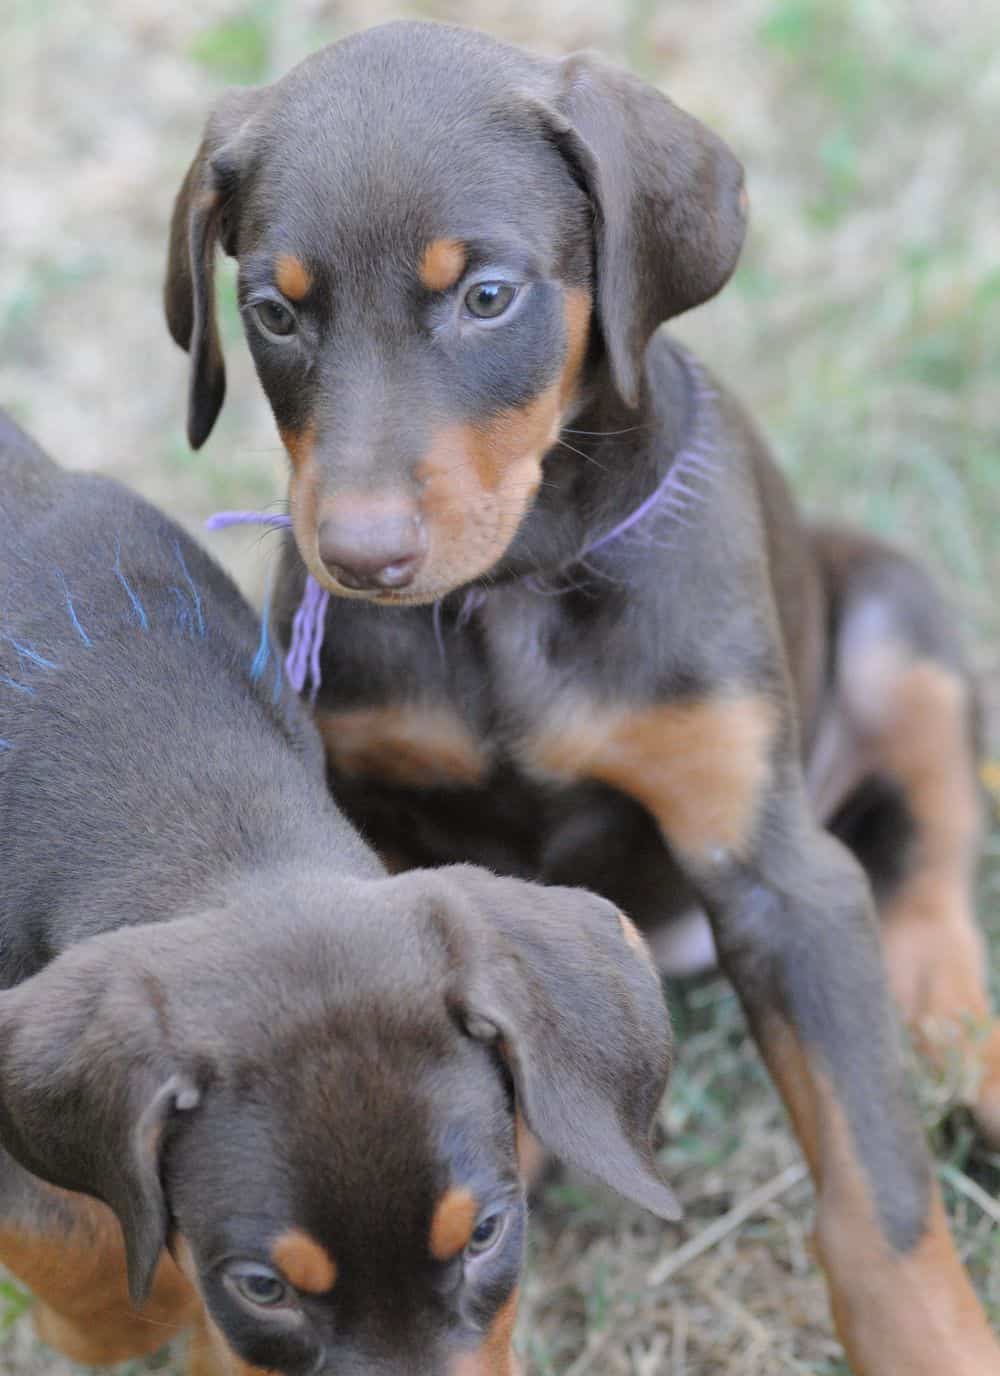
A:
[[274, 254, 312, 302], [429, 1186, 478, 1261], [419, 238, 466, 292], [271, 1228, 337, 1294]]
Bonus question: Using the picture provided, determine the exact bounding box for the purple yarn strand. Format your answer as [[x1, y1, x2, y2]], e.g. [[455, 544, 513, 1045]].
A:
[[206, 510, 325, 700], [306, 584, 330, 703], [206, 511, 292, 530]]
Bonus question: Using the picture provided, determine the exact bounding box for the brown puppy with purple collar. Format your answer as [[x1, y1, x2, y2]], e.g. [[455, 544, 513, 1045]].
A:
[[167, 21, 1000, 1373]]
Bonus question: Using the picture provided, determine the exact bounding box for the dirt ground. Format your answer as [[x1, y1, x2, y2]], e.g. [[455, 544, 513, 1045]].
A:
[[1, 1, 998, 1373]]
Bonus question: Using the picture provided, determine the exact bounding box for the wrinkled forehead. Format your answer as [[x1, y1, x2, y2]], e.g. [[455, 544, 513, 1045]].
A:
[[241, 34, 572, 268]]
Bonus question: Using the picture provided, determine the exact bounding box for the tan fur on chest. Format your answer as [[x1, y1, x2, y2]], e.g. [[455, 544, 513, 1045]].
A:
[[522, 695, 777, 861], [317, 705, 490, 788]]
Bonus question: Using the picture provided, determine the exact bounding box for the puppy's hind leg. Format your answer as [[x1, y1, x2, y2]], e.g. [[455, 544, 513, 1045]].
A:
[[810, 527, 1000, 1144]]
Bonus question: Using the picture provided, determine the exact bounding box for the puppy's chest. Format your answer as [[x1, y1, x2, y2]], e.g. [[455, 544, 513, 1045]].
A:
[[317, 589, 605, 795], [317, 584, 779, 878]]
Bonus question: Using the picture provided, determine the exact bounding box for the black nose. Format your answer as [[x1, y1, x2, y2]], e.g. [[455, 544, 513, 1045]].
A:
[[317, 502, 427, 591]]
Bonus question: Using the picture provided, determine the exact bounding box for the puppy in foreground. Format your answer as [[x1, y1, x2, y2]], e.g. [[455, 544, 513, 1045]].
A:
[[0, 410, 677, 1376], [167, 21, 1000, 1373]]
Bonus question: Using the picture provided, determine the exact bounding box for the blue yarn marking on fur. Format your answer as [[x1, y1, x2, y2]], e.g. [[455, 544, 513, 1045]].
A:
[[272, 653, 283, 706], [114, 540, 149, 631], [0, 674, 34, 696], [0, 739, 13, 752], [56, 569, 92, 646], [168, 586, 193, 637], [250, 580, 272, 684], [250, 631, 270, 683], [1, 635, 59, 671], [173, 540, 205, 636]]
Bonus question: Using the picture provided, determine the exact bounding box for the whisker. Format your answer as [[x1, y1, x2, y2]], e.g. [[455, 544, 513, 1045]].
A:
[[555, 439, 608, 469], [562, 424, 645, 437]]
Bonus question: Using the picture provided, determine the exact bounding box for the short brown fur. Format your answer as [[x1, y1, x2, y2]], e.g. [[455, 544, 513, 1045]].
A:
[[429, 1186, 477, 1261], [415, 387, 557, 592], [772, 1033, 997, 1376], [617, 910, 653, 965], [317, 705, 489, 788], [418, 239, 466, 292], [0, 1191, 196, 1365], [271, 1227, 338, 1294], [452, 1287, 520, 1376], [188, 1308, 279, 1376], [280, 422, 316, 475], [274, 255, 312, 302], [527, 695, 777, 860], [559, 288, 592, 406], [872, 663, 1000, 1137]]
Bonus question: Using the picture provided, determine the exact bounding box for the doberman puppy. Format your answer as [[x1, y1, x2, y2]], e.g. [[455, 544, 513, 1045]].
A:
[[0, 410, 679, 1376], [165, 21, 1000, 1373]]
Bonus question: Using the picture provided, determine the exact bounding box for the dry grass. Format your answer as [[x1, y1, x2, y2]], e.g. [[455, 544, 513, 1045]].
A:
[[1, 1, 998, 1372]]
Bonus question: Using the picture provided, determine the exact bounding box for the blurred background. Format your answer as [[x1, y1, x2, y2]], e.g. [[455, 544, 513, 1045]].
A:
[[1, 1, 998, 1372]]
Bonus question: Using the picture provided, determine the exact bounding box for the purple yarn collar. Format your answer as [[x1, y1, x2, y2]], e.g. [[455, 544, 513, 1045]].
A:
[[204, 512, 329, 702], [208, 352, 717, 699]]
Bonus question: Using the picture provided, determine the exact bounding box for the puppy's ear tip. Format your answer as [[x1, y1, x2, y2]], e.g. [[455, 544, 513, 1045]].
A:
[[125, 1230, 164, 1309], [648, 1178, 684, 1223], [187, 374, 226, 450], [187, 417, 210, 451], [463, 1013, 500, 1044], [608, 1146, 682, 1223], [164, 299, 193, 354], [609, 358, 641, 412]]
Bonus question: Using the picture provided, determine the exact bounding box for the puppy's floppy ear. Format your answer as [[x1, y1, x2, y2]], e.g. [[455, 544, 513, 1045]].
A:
[[538, 53, 747, 408], [165, 87, 264, 449], [434, 866, 680, 1221], [0, 938, 200, 1306]]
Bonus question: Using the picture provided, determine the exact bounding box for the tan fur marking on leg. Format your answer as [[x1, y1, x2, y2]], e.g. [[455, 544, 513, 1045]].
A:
[[765, 1017, 999, 1373], [271, 1227, 337, 1294], [759, 1018, 1000, 1374], [317, 705, 488, 788], [0, 1192, 195, 1365], [273, 255, 312, 302], [525, 696, 777, 861], [419, 239, 466, 292], [760, 1016, 822, 1174], [870, 663, 1000, 1141], [429, 1187, 478, 1261]]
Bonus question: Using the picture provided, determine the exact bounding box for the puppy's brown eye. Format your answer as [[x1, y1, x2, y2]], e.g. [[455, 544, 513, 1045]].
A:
[[252, 300, 296, 338], [464, 282, 517, 320], [466, 1210, 507, 1256], [226, 1263, 292, 1309]]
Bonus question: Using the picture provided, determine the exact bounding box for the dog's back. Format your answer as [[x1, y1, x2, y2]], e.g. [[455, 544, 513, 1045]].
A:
[[0, 412, 366, 983]]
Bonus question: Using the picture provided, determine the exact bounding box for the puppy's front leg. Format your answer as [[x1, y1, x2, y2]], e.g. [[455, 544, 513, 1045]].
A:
[[695, 803, 999, 1375], [536, 692, 1000, 1373]]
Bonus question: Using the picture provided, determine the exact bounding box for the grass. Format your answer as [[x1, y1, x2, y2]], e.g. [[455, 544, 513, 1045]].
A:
[[0, 0, 998, 1371]]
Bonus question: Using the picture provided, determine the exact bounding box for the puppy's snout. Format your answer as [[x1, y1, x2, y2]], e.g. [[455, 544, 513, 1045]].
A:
[[317, 499, 427, 591]]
